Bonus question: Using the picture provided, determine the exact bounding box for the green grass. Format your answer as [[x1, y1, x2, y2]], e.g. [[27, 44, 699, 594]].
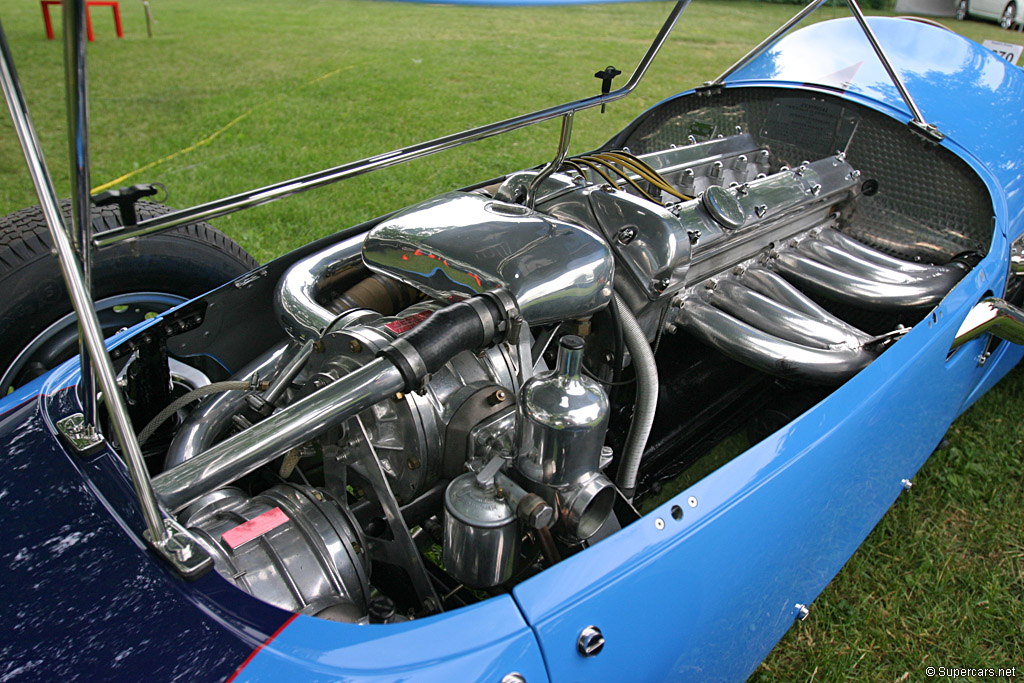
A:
[[2, 0, 1022, 679]]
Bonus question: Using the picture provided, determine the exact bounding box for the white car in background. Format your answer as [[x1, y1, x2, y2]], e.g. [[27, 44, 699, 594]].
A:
[[957, 0, 1020, 29]]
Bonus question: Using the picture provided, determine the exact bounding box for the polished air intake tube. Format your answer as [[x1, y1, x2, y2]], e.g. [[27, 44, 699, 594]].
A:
[[154, 292, 513, 512]]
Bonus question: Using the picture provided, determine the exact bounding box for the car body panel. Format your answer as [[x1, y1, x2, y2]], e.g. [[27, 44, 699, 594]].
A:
[[236, 599, 551, 683]]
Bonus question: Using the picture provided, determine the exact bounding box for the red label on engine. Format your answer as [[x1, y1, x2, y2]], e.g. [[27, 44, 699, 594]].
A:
[[221, 507, 289, 548], [383, 310, 433, 335]]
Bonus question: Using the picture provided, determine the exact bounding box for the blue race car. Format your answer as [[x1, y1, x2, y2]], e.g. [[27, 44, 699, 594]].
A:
[[2, 2, 1022, 681]]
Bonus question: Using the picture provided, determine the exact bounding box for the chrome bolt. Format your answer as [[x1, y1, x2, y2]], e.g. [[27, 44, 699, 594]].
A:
[[901, 478, 913, 490], [755, 204, 768, 218], [671, 296, 685, 309], [577, 626, 605, 657], [488, 389, 508, 405], [795, 604, 810, 621]]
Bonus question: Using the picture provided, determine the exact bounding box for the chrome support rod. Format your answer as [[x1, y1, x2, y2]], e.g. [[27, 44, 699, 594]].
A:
[[525, 111, 574, 209], [62, 0, 98, 427], [93, 0, 692, 248], [844, 0, 940, 138], [153, 356, 407, 512], [0, 21, 166, 544], [710, 0, 830, 85]]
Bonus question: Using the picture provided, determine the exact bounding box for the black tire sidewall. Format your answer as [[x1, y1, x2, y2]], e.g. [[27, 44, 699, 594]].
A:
[[0, 200, 258, 388]]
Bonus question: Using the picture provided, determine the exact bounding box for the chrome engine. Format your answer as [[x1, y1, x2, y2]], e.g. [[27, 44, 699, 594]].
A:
[[148, 124, 976, 623]]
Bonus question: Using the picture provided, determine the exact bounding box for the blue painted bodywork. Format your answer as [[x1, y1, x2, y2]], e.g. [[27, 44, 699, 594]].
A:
[[2, 15, 1022, 683]]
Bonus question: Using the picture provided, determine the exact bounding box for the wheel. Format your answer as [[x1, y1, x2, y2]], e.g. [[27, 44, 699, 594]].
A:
[[1000, 1, 1016, 28], [956, 0, 968, 20], [0, 199, 258, 395]]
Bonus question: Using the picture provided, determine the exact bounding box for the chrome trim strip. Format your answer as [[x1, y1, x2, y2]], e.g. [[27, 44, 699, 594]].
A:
[[93, 0, 692, 248]]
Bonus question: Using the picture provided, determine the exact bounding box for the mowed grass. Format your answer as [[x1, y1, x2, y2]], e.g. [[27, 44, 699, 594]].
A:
[[2, 0, 1023, 679]]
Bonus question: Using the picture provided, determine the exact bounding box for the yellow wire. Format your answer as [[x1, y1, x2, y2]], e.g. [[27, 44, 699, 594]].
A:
[[595, 152, 692, 202], [91, 65, 356, 194], [577, 155, 660, 204]]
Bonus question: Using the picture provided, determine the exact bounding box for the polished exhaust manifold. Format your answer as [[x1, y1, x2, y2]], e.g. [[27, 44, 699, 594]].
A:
[[677, 227, 968, 383]]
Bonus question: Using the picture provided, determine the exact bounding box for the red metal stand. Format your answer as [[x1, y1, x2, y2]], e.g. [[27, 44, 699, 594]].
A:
[[42, 1, 123, 42]]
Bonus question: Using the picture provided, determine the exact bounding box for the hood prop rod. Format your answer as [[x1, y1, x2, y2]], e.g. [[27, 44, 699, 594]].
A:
[[708, 0, 942, 141], [0, 14, 212, 579]]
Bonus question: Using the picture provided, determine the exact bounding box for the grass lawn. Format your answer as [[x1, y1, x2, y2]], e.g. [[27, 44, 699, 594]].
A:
[[2, 0, 1022, 679]]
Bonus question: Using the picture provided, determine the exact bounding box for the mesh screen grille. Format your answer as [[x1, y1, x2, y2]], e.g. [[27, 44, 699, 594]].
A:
[[618, 87, 993, 263]]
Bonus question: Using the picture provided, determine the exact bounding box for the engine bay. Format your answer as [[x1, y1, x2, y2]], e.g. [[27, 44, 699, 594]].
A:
[[113, 90, 992, 624]]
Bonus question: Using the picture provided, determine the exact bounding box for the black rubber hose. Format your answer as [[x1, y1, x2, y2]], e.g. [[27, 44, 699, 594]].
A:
[[379, 294, 505, 389]]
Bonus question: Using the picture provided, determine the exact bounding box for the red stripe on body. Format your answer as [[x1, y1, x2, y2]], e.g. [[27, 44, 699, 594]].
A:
[[224, 613, 299, 683]]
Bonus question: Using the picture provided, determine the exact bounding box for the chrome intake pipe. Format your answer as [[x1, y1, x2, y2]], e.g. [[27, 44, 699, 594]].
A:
[[274, 234, 364, 341], [773, 228, 968, 309]]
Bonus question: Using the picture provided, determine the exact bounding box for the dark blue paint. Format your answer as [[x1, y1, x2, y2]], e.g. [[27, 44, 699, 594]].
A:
[[0, 391, 291, 682]]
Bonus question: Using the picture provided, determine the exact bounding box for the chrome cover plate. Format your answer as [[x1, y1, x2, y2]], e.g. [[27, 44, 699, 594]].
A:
[[362, 192, 614, 324]]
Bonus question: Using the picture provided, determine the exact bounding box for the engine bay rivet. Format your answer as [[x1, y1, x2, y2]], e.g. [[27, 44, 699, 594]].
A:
[[688, 496, 698, 508], [655, 518, 665, 530]]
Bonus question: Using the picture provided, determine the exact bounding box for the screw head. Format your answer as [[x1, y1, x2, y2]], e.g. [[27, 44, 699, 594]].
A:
[[501, 674, 526, 683], [577, 626, 605, 657], [349, 339, 363, 354], [655, 518, 665, 530], [616, 227, 637, 246], [901, 478, 913, 490], [688, 496, 698, 508], [795, 603, 810, 621]]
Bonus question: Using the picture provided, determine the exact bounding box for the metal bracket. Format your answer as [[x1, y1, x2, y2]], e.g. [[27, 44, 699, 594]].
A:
[[56, 413, 105, 454], [143, 516, 214, 580], [908, 119, 945, 142]]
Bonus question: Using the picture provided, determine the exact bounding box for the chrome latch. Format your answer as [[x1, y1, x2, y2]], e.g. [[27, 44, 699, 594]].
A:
[[144, 516, 214, 580], [56, 413, 105, 454]]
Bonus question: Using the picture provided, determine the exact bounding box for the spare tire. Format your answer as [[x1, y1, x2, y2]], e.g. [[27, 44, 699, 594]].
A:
[[0, 199, 258, 395]]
